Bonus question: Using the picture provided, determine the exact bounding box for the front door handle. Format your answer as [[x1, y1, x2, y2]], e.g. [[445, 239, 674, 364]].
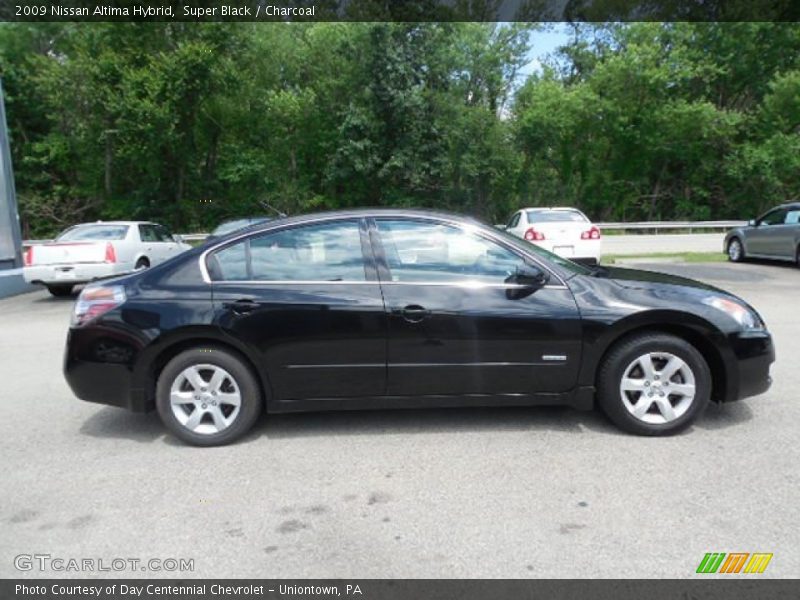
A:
[[222, 299, 260, 314], [392, 304, 431, 323]]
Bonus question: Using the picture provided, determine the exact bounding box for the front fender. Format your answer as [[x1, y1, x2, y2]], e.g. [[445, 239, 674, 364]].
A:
[[578, 309, 737, 401]]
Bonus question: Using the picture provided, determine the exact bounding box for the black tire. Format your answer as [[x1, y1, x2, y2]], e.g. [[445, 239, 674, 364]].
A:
[[156, 346, 262, 446], [596, 333, 711, 436], [135, 257, 150, 270], [795, 245, 800, 268], [727, 237, 745, 262], [47, 284, 74, 297]]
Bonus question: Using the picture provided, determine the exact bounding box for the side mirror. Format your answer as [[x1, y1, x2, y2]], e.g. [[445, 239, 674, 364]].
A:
[[505, 264, 549, 299], [495, 223, 507, 230], [173, 234, 184, 243], [747, 219, 756, 227]]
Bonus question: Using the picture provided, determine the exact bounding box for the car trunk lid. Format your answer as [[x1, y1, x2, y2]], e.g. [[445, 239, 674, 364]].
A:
[[29, 242, 109, 265]]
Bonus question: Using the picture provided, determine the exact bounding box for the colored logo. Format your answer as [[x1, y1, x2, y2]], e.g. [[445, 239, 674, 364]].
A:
[[696, 552, 773, 574]]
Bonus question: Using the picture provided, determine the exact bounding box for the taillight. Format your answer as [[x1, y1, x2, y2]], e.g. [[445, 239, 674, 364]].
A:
[[581, 226, 601, 240], [104, 242, 117, 263], [524, 227, 545, 241], [23, 246, 34, 266], [72, 285, 126, 326]]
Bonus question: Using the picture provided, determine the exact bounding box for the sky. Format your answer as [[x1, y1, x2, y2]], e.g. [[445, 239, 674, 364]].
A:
[[520, 24, 571, 78]]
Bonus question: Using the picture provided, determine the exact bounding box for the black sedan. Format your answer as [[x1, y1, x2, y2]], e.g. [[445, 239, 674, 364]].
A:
[[64, 209, 774, 446]]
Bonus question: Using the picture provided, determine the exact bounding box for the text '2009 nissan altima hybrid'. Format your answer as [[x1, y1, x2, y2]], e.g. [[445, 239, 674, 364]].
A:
[[63, 210, 775, 446]]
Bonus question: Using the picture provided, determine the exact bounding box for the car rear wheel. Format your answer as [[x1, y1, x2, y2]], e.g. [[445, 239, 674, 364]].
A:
[[46, 284, 74, 297], [156, 346, 262, 446], [727, 237, 745, 262], [135, 257, 150, 270], [597, 333, 711, 435]]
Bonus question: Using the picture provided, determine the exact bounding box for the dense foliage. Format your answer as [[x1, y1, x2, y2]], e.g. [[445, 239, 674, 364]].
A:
[[1, 22, 798, 237]]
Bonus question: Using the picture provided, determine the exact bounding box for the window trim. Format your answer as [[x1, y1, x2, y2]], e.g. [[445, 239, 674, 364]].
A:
[[199, 214, 568, 288], [201, 217, 374, 284]]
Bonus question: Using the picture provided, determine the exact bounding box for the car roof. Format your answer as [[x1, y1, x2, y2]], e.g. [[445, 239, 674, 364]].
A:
[[264, 208, 484, 227], [220, 216, 270, 221], [70, 221, 156, 226], [778, 202, 800, 210], [521, 207, 584, 212], [206, 208, 486, 240]]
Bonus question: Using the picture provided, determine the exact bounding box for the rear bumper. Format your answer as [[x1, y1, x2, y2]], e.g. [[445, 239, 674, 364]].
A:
[[63, 328, 149, 412], [535, 239, 602, 262], [24, 262, 132, 286], [727, 330, 775, 402]]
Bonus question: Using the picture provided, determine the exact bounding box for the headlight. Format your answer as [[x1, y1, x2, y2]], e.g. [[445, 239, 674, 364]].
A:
[[702, 296, 762, 329]]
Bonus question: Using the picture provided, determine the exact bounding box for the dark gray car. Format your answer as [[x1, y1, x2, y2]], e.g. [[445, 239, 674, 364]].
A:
[[724, 202, 800, 265]]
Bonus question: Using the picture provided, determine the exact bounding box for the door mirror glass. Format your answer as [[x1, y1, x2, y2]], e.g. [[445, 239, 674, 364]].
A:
[[747, 219, 756, 227]]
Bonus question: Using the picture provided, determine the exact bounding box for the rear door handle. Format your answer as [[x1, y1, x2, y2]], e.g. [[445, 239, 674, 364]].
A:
[[391, 304, 431, 323], [222, 299, 260, 314]]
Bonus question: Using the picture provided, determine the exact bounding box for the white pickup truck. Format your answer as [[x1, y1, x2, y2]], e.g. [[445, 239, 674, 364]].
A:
[[23, 221, 192, 296]]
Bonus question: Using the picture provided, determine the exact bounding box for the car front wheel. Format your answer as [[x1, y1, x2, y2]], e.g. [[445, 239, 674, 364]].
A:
[[597, 333, 711, 435], [156, 346, 262, 446], [727, 237, 745, 262]]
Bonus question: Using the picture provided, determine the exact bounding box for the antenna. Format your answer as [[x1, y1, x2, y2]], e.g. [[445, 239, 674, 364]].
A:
[[258, 200, 287, 218]]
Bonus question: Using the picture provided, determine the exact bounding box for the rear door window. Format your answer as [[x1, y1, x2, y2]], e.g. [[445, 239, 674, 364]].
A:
[[139, 225, 159, 242], [208, 220, 366, 282]]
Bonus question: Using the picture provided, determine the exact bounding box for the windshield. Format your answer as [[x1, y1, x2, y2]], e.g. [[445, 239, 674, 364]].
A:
[[526, 210, 588, 223], [492, 226, 593, 276], [57, 224, 129, 241], [212, 218, 270, 236]]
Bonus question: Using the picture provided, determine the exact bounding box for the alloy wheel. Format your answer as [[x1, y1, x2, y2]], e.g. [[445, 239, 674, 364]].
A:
[[169, 364, 242, 435], [619, 352, 696, 425], [728, 239, 742, 261]]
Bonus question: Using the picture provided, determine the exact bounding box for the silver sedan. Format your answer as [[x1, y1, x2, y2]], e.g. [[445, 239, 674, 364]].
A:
[[724, 202, 800, 265]]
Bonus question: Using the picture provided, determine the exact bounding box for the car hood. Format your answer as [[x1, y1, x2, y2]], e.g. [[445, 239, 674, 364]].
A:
[[592, 265, 724, 294]]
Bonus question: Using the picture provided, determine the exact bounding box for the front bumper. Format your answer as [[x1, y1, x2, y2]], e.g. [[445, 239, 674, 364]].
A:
[[25, 262, 132, 286], [727, 329, 775, 401]]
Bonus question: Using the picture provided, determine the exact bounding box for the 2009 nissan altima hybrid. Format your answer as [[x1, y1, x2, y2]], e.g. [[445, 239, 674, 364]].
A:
[[63, 209, 775, 446]]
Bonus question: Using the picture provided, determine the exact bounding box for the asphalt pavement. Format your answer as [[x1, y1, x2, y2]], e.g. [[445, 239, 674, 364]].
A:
[[0, 261, 797, 579]]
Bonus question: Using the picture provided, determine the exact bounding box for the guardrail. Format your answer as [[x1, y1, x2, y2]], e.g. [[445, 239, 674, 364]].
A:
[[23, 220, 745, 247], [595, 220, 745, 233]]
